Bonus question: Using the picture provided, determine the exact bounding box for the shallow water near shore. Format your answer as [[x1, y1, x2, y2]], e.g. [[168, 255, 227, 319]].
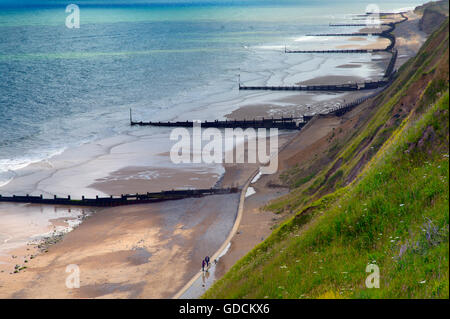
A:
[[0, 202, 93, 272], [0, 0, 424, 188]]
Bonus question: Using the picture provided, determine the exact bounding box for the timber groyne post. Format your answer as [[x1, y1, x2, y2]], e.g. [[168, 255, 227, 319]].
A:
[[0, 188, 240, 208]]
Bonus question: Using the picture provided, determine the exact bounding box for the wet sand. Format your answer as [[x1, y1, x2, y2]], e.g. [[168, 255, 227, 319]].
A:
[[0, 194, 239, 298], [337, 64, 362, 69], [0, 203, 93, 274], [337, 37, 390, 50], [90, 166, 221, 195], [0, 131, 289, 298], [225, 90, 377, 120], [297, 75, 365, 85], [393, 11, 427, 68]]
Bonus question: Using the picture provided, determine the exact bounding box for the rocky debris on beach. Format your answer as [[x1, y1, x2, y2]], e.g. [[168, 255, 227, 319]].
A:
[[7, 210, 91, 275]]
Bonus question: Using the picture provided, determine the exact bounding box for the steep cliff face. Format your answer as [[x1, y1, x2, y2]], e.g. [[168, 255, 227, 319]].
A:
[[204, 19, 449, 299], [416, 0, 449, 34]]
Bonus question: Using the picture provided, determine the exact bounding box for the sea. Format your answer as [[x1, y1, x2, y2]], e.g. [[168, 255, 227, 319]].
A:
[[0, 0, 425, 188]]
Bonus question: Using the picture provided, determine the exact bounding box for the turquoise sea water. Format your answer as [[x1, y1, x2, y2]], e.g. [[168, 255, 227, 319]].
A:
[[0, 1, 425, 186]]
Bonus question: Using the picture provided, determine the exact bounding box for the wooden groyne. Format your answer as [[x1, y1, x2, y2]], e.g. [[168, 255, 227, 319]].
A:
[[325, 70, 396, 116], [131, 117, 306, 130], [394, 13, 408, 25], [384, 49, 398, 77], [260, 13, 407, 90], [264, 73, 396, 123], [376, 12, 408, 16], [285, 26, 394, 53], [303, 18, 402, 51], [239, 76, 392, 92], [306, 28, 395, 49], [327, 85, 385, 116], [285, 48, 383, 54], [307, 27, 394, 53], [352, 12, 406, 20], [329, 23, 390, 27], [286, 12, 409, 55], [349, 13, 407, 29], [383, 32, 396, 51], [307, 32, 380, 36], [0, 188, 239, 207]]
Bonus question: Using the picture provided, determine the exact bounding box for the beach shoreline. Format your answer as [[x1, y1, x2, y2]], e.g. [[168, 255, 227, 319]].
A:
[[0, 7, 427, 299]]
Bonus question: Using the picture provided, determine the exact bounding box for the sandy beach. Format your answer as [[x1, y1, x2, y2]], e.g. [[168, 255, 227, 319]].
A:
[[0, 194, 239, 298], [0, 9, 427, 299], [337, 37, 391, 50]]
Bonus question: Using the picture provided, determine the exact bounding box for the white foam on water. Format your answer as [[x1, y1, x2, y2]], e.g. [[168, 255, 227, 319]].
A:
[[254, 45, 285, 51], [0, 175, 13, 188], [294, 36, 319, 42], [0, 147, 66, 189]]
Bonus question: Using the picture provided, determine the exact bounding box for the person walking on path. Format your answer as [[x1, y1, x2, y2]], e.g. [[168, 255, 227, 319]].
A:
[[202, 259, 206, 272], [205, 256, 210, 267]]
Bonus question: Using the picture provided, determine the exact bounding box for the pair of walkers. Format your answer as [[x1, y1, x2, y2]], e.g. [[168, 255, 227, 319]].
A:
[[201, 256, 210, 272]]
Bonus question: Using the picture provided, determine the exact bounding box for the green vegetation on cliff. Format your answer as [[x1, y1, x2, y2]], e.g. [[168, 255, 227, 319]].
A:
[[204, 19, 449, 299]]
